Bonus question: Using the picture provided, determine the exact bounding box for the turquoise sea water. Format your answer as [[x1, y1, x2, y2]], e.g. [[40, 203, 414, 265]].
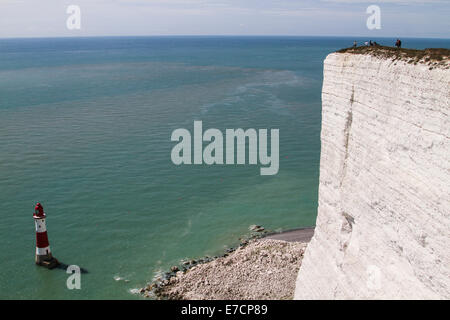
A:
[[1, 36, 449, 299]]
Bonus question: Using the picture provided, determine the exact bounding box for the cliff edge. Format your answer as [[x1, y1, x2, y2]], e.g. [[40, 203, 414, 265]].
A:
[[294, 48, 450, 299]]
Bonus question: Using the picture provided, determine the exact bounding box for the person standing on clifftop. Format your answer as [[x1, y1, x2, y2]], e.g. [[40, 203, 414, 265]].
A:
[[353, 41, 357, 48], [395, 39, 402, 48]]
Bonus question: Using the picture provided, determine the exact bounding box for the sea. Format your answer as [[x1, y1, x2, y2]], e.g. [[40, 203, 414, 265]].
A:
[[1, 36, 448, 299]]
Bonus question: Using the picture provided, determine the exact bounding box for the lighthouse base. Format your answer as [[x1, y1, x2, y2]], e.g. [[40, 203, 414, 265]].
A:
[[35, 254, 59, 269]]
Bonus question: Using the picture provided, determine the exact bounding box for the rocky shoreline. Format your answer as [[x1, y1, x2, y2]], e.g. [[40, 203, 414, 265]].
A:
[[139, 226, 313, 300]]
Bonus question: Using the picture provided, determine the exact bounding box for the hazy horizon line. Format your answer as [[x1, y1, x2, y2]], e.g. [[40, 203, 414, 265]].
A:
[[1, 34, 449, 40]]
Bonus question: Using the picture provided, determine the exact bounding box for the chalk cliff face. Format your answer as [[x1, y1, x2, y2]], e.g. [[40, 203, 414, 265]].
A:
[[295, 51, 450, 299]]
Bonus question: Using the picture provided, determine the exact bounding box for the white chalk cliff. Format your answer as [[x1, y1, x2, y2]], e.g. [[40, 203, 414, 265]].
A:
[[295, 49, 450, 299]]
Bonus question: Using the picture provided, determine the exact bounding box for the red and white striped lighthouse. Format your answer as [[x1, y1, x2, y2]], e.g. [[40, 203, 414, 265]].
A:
[[34, 203, 59, 268]]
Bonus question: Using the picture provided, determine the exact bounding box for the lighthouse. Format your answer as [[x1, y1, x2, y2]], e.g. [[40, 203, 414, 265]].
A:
[[34, 203, 59, 269]]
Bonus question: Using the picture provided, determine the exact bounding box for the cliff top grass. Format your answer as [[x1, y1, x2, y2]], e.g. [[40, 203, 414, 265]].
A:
[[337, 46, 450, 69]]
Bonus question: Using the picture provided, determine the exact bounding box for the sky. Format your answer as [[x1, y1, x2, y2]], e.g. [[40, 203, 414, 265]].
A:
[[0, 0, 449, 38]]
